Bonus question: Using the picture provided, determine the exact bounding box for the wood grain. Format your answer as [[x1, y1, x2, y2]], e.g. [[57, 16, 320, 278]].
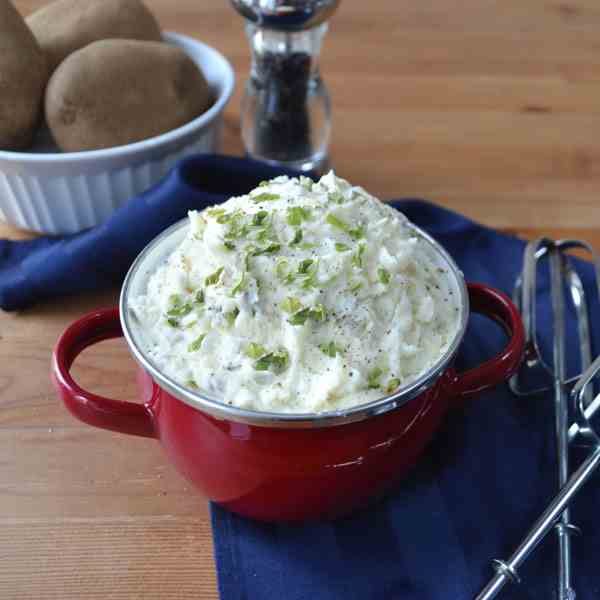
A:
[[2, 0, 600, 598]]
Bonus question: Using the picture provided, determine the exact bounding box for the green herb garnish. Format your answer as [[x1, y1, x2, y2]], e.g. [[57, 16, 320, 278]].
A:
[[276, 258, 290, 281], [252, 243, 281, 256], [224, 307, 240, 327], [319, 341, 343, 358], [286, 206, 311, 226], [230, 272, 247, 296], [253, 192, 280, 203], [386, 378, 401, 394], [352, 243, 366, 268], [281, 296, 302, 314], [325, 214, 364, 240], [188, 334, 207, 352], [223, 241, 236, 251], [288, 303, 326, 326], [378, 268, 391, 284], [205, 267, 224, 286], [288, 308, 311, 326], [367, 367, 383, 389], [166, 317, 179, 328], [194, 290, 205, 305], [335, 242, 350, 252], [290, 229, 303, 245], [254, 349, 289, 373], [206, 207, 226, 219], [298, 258, 314, 274], [258, 180, 270, 187], [349, 281, 363, 292], [252, 210, 269, 226], [186, 379, 198, 389], [245, 342, 267, 359], [167, 303, 193, 317], [310, 303, 326, 322]]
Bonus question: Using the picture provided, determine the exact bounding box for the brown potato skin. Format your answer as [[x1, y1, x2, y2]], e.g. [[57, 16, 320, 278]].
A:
[[0, 0, 48, 150], [45, 39, 213, 152], [27, 0, 162, 73]]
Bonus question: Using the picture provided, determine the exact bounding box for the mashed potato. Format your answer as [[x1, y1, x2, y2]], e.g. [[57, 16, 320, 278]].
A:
[[129, 172, 460, 413]]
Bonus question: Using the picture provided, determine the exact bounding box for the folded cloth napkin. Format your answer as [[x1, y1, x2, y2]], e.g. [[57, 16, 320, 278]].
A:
[[3, 155, 599, 598], [210, 209, 600, 598]]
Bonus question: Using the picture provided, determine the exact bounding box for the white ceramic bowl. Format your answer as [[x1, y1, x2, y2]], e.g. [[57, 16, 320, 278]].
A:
[[0, 32, 235, 235]]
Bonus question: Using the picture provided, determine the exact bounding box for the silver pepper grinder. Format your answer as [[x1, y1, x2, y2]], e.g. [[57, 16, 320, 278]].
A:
[[230, 0, 340, 174]]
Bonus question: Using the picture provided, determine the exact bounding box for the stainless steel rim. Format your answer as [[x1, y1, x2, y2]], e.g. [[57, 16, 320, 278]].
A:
[[120, 216, 469, 429]]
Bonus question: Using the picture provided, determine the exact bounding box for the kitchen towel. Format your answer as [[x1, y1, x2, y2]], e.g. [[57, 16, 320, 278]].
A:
[[2, 155, 599, 599], [211, 212, 600, 600]]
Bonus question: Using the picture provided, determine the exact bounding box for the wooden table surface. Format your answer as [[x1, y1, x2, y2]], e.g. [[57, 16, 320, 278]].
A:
[[2, 0, 600, 598]]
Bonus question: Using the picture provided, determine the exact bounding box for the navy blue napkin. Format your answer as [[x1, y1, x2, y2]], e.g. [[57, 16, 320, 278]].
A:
[[210, 209, 600, 598], [3, 155, 600, 599]]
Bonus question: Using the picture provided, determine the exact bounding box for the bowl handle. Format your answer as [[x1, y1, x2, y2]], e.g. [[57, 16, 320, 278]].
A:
[[447, 282, 525, 402], [51, 307, 156, 438]]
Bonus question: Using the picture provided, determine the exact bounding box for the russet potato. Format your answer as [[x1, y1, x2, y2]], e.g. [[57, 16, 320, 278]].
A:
[[0, 0, 48, 150], [45, 39, 213, 152], [27, 0, 162, 73]]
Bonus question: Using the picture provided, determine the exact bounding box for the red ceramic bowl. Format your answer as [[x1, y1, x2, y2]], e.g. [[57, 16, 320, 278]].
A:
[[52, 219, 525, 522]]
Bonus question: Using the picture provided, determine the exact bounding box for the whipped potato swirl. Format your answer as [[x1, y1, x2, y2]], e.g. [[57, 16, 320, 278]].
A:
[[129, 172, 460, 413]]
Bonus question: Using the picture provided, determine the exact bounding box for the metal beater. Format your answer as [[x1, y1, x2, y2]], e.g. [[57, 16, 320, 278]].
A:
[[475, 238, 600, 600]]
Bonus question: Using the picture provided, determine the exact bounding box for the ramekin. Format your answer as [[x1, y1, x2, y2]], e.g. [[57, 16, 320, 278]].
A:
[[0, 32, 235, 235]]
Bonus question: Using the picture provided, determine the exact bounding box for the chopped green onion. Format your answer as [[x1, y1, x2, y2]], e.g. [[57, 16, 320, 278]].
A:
[[188, 333, 207, 352], [254, 349, 289, 373], [258, 180, 270, 187], [217, 213, 233, 224], [326, 214, 364, 240], [288, 303, 326, 326], [166, 317, 179, 328], [230, 272, 247, 296], [286, 206, 311, 226], [205, 267, 224, 286], [319, 341, 342, 358], [167, 302, 193, 317], [309, 303, 326, 322], [224, 307, 240, 327], [290, 229, 303, 245], [194, 290, 205, 305], [252, 210, 269, 226], [184, 321, 197, 330], [206, 207, 226, 218], [349, 281, 362, 292], [168, 294, 182, 307], [281, 296, 302, 314], [252, 243, 281, 256], [276, 258, 290, 280], [223, 241, 236, 251], [378, 268, 391, 284], [253, 192, 280, 203], [300, 242, 317, 250], [386, 378, 401, 394], [367, 367, 383, 389], [245, 342, 267, 359], [352, 243, 366, 268], [288, 308, 310, 326], [335, 242, 350, 252], [186, 379, 198, 389], [298, 258, 314, 274]]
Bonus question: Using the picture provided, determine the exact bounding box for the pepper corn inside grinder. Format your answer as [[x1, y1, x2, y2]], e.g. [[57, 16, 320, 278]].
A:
[[231, 0, 339, 175]]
